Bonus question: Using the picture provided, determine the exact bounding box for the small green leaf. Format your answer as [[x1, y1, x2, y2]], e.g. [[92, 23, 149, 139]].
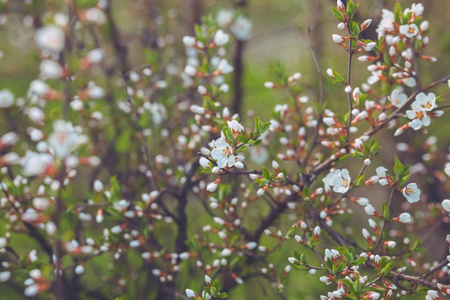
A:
[[380, 262, 393, 276], [354, 256, 367, 265], [346, 0, 360, 18], [349, 21, 361, 37], [355, 175, 365, 187], [262, 167, 271, 179], [331, 8, 344, 21], [287, 227, 296, 238], [382, 203, 390, 219]]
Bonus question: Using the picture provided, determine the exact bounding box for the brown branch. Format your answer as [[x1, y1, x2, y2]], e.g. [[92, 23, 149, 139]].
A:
[[247, 195, 294, 242], [421, 258, 449, 279]]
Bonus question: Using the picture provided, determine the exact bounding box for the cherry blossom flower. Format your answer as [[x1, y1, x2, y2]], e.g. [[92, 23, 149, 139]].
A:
[[445, 163, 450, 176], [214, 29, 230, 46], [217, 59, 234, 74], [217, 9, 234, 27], [21, 151, 55, 177], [406, 99, 431, 131], [185, 289, 199, 299], [206, 182, 218, 192], [398, 212, 411, 223], [399, 24, 419, 38], [389, 87, 407, 108], [402, 77, 416, 88], [82, 7, 106, 24], [250, 147, 269, 165], [376, 166, 389, 186], [405, 3, 424, 16], [332, 34, 344, 43], [182, 36, 196, 47], [415, 92, 436, 111], [0, 271, 10, 283], [402, 183, 420, 203], [367, 69, 382, 85], [441, 199, 450, 212], [0, 89, 14, 108], [34, 25, 65, 53], [364, 204, 376, 216], [48, 120, 87, 158], [211, 138, 235, 168], [227, 120, 244, 133], [230, 15, 253, 41], [376, 9, 395, 39], [322, 169, 351, 193], [40, 60, 64, 79]]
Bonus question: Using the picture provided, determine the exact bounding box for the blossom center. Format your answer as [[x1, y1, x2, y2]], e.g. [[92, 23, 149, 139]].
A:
[[404, 187, 413, 196]]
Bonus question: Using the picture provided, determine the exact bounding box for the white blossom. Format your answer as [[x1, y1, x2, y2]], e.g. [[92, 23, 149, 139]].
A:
[[402, 183, 420, 203], [34, 25, 65, 53], [0, 89, 14, 108], [230, 15, 252, 41], [399, 24, 419, 38], [21, 151, 54, 177], [322, 169, 351, 193], [48, 120, 87, 158], [211, 138, 235, 168], [399, 212, 411, 223], [217, 59, 234, 74], [227, 120, 244, 133], [389, 87, 407, 108], [441, 199, 450, 212], [214, 29, 230, 46]]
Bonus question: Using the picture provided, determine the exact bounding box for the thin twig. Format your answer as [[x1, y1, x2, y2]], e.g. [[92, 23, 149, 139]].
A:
[[372, 186, 396, 252]]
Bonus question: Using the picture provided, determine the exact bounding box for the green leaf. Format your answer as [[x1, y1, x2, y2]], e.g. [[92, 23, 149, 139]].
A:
[[382, 203, 390, 219], [110, 176, 121, 200], [235, 145, 248, 153], [397, 173, 411, 188], [349, 21, 361, 37], [254, 117, 262, 134], [236, 134, 249, 144], [262, 167, 271, 179], [393, 156, 404, 178], [394, 3, 403, 24], [115, 128, 132, 153], [229, 256, 245, 269], [352, 150, 366, 160], [355, 175, 365, 187], [331, 8, 344, 21], [343, 278, 356, 294], [331, 70, 345, 83], [223, 128, 235, 144], [194, 24, 204, 40], [369, 139, 381, 157], [411, 240, 421, 251], [287, 227, 296, 238], [380, 256, 389, 269], [74, 0, 98, 9], [260, 122, 271, 135], [346, 0, 360, 19], [380, 262, 393, 276], [354, 256, 367, 265]]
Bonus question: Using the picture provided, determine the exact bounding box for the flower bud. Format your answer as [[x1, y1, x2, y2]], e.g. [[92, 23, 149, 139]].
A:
[[441, 199, 450, 212], [361, 19, 372, 31], [399, 212, 411, 223], [332, 34, 344, 44]]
